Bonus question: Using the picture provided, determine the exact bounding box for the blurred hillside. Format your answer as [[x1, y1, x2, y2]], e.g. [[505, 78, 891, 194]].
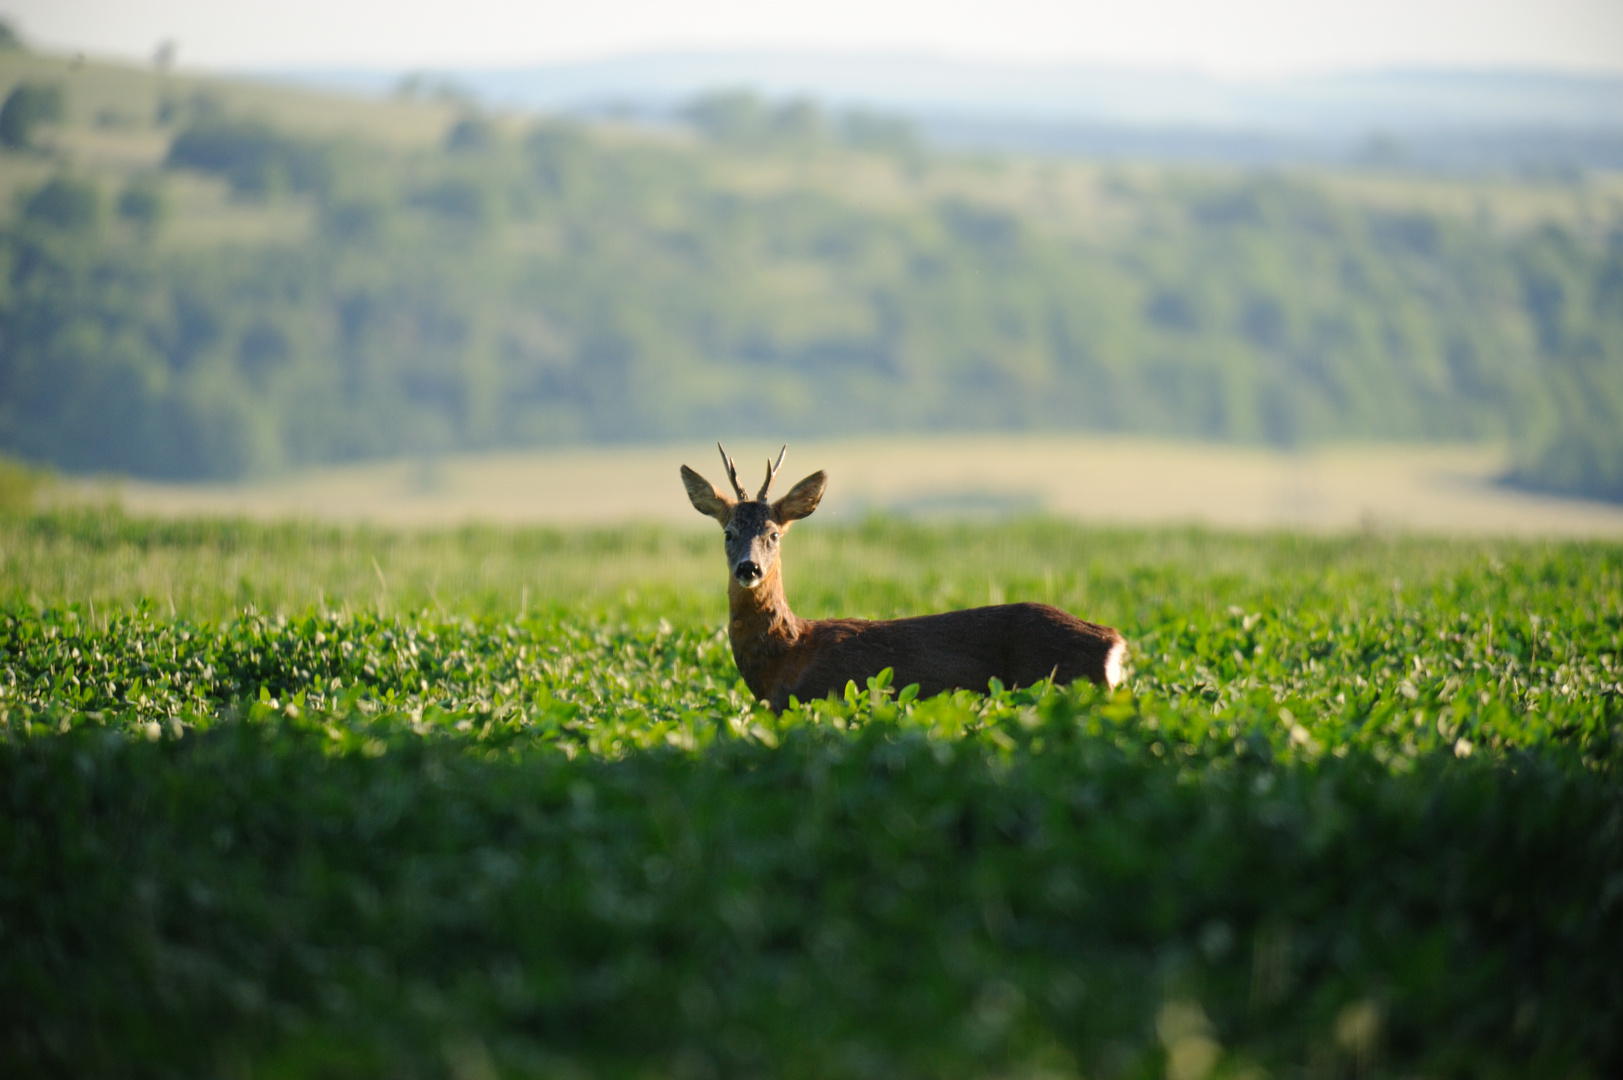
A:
[[2, 42, 1622, 501], [292, 54, 1623, 169]]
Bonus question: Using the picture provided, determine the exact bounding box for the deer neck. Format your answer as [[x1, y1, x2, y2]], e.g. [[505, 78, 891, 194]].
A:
[[727, 562, 802, 690]]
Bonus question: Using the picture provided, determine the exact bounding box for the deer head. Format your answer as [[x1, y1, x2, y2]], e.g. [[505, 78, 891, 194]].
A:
[[681, 443, 827, 588]]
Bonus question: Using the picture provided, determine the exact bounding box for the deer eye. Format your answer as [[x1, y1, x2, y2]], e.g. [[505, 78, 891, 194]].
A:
[[769, 532, 780, 543], [723, 528, 736, 541]]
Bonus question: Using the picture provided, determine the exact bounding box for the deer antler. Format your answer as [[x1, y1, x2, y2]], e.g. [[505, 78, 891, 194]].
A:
[[757, 445, 787, 502], [716, 443, 747, 500]]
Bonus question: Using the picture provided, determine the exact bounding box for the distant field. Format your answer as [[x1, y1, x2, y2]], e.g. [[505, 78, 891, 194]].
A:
[[71, 435, 1623, 537]]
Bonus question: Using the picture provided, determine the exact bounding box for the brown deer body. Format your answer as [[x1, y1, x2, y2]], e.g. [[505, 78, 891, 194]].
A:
[[683, 445, 1126, 713]]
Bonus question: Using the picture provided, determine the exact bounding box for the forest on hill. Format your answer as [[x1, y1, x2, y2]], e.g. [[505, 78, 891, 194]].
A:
[[1, 45, 1621, 500]]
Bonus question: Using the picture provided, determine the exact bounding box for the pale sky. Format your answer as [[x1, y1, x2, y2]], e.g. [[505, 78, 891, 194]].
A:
[[6, 0, 1622, 77]]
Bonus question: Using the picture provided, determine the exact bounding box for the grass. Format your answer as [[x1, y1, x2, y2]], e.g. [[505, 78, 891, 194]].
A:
[[3, 507, 1622, 1077]]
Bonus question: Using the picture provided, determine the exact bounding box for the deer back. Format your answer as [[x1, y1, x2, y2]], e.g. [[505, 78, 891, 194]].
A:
[[766, 602, 1125, 712]]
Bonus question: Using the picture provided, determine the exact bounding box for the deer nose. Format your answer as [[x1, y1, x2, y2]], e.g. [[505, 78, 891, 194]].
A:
[[735, 560, 761, 582]]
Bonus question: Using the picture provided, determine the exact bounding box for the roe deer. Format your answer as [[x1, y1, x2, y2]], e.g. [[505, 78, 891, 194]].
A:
[[681, 444, 1127, 713]]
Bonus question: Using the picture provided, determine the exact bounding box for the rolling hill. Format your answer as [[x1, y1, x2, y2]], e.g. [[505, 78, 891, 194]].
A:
[[1, 43, 1620, 500]]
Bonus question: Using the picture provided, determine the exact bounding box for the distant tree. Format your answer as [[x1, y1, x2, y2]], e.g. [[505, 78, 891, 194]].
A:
[[684, 92, 835, 148], [1509, 226, 1623, 502], [237, 321, 291, 386], [320, 195, 389, 245], [444, 116, 495, 153], [394, 72, 425, 100], [1369, 210, 1442, 257], [166, 117, 332, 196], [526, 122, 589, 194], [769, 99, 822, 142], [839, 109, 918, 154], [0, 81, 65, 149], [22, 175, 101, 233], [683, 90, 768, 145], [117, 173, 168, 236], [1145, 288, 1201, 333], [936, 198, 1021, 255], [0, 18, 24, 51], [409, 178, 490, 228]]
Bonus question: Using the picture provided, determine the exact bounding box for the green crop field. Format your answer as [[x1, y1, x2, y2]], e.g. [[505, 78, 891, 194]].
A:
[[3, 507, 1622, 1078]]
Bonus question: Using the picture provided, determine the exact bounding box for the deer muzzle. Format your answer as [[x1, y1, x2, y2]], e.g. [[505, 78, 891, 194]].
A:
[[733, 559, 763, 587]]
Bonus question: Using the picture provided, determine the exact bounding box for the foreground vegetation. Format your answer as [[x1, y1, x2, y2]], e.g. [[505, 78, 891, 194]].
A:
[[2, 47, 1623, 500], [3, 509, 1621, 1077]]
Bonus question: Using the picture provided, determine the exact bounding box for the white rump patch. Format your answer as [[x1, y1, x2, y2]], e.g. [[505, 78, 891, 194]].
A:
[[1104, 640, 1126, 689]]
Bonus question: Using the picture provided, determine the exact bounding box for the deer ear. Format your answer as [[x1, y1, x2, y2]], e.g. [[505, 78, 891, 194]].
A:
[[772, 470, 826, 523], [681, 465, 734, 522]]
